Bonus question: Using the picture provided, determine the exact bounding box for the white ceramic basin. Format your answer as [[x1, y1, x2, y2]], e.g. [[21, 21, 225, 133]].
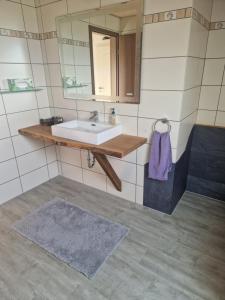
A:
[[51, 120, 122, 145]]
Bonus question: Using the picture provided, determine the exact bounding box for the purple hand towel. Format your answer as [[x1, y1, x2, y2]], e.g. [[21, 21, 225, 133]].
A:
[[148, 131, 172, 181]]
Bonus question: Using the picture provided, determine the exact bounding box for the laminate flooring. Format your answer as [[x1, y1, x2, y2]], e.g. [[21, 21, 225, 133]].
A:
[[0, 176, 224, 300]]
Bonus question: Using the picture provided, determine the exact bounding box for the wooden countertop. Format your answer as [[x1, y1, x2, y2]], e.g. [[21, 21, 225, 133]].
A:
[[19, 125, 147, 158]]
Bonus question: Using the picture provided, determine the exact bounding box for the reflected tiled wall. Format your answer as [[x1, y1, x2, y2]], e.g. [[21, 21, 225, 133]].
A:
[[0, 0, 58, 204], [197, 0, 225, 126]]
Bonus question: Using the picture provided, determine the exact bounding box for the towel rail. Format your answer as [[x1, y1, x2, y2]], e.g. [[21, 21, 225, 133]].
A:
[[153, 118, 171, 133]]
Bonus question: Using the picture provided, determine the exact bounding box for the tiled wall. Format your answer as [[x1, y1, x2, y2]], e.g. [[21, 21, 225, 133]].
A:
[[35, 0, 207, 205], [0, 0, 58, 204], [197, 0, 225, 126], [0, 0, 218, 206]]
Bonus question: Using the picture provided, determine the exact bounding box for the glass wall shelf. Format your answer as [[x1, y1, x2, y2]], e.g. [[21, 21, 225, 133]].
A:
[[0, 88, 42, 94]]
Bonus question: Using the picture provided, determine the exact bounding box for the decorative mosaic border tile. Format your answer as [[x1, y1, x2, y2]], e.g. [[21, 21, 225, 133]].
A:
[[0, 28, 41, 39], [0, 28, 57, 40], [144, 7, 210, 30], [144, 7, 192, 24], [41, 31, 57, 40], [192, 8, 210, 30], [58, 37, 89, 47], [210, 21, 225, 30], [0, 9, 224, 43]]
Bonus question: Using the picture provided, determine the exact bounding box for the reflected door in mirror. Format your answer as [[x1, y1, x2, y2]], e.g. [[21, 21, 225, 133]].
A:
[[89, 26, 118, 97]]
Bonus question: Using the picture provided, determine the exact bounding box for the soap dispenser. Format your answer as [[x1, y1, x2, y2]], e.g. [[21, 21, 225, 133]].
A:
[[110, 108, 117, 125]]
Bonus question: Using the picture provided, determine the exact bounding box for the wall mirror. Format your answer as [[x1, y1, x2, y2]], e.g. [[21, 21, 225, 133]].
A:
[[56, 0, 143, 104]]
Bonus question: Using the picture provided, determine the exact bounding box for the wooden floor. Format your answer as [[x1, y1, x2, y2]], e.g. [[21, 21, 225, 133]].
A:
[[0, 176, 225, 300]]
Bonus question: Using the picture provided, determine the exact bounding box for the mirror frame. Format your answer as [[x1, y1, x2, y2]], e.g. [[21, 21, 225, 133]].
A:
[[56, 0, 144, 104]]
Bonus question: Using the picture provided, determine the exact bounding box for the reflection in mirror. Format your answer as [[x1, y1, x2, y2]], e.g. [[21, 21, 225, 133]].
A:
[[56, 0, 143, 103]]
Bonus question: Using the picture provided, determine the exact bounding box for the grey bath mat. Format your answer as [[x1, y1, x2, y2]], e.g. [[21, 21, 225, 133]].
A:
[[13, 198, 128, 279]]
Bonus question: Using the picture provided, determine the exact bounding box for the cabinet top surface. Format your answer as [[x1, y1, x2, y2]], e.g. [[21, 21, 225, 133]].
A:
[[19, 125, 147, 158]]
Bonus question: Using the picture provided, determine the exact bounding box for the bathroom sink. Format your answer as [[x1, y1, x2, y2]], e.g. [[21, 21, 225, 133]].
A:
[[51, 120, 122, 145]]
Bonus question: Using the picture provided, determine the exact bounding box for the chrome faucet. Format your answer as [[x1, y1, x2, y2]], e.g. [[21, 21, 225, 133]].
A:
[[89, 111, 99, 122]]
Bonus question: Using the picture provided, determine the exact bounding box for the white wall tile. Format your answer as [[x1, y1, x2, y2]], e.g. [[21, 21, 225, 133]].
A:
[[22, 0, 35, 6], [177, 111, 196, 149], [137, 143, 150, 166], [0, 159, 19, 185], [60, 146, 81, 167], [52, 87, 76, 109], [0, 37, 29, 63], [106, 178, 136, 202], [76, 100, 104, 113], [138, 117, 179, 148], [0, 1, 24, 30], [83, 169, 106, 191], [142, 19, 190, 58], [0, 178, 22, 205], [7, 110, 39, 136], [48, 161, 59, 178], [104, 102, 138, 117], [12, 135, 44, 156], [101, 0, 122, 6], [32, 64, 47, 87], [39, 107, 52, 118], [206, 30, 225, 59], [0, 138, 14, 163], [0, 98, 5, 115], [17, 148, 46, 175], [193, 0, 213, 20], [180, 87, 200, 119], [188, 19, 208, 59], [3, 92, 37, 114], [61, 162, 83, 183], [116, 115, 137, 135], [36, 88, 50, 108], [41, 0, 67, 32], [197, 110, 216, 125], [0, 64, 33, 90], [202, 59, 225, 85], [211, 0, 225, 22], [215, 111, 225, 127], [81, 150, 104, 174], [218, 86, 225, 111], [54, 108, 77, 121], [139, 90, 182, 121], [48, 64, 62, 86], [136, 165, 144, 186], [141, 58, 186, 90], [108, 158, 136, 184], [68, 0, 100, 13], [144, 0, 192, 14], [184, 57, 204, 90], [0, 115, 10, 139], [46, 145, 57, 163], [45, 39, 60, 63], [21, 166, 49, 192], [116, 151, 137, 164], [28, 40, 43, 63], [135, 185, 143, 205], [77, 111, 105, 122], [22, 5, 39, 32], [199, 86, 221, 110]]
